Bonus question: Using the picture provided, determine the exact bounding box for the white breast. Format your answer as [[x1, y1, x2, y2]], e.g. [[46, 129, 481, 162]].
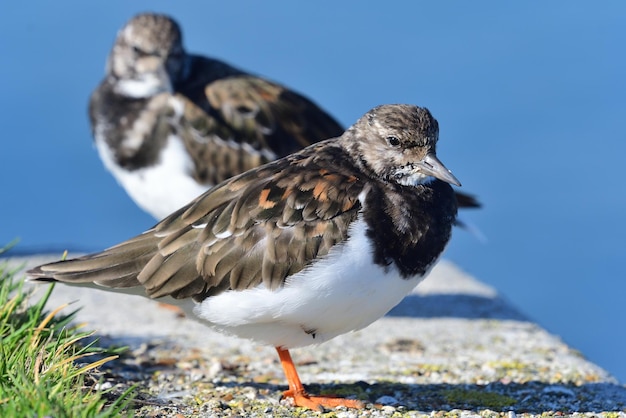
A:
[[193, 216, 434, 349], [95, 133, 209, 220]]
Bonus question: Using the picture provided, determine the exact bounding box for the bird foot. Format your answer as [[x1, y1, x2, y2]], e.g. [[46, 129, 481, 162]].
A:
[[156, 302, 186, 318], [281, 389, 364, 411]]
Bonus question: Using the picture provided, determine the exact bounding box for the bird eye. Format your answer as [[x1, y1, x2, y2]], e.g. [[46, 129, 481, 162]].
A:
[[132, 46, 146, 56], [132, 46, 153, 57], [387, 136, 400, 146]]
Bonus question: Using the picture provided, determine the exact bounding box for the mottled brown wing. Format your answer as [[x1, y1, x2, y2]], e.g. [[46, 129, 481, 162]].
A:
[[148, 146, 364, 300], [174, 75, 344, 186], [174, 93, 273, 185], [202, 75, 344, 155], [29, 143, 365, 302]]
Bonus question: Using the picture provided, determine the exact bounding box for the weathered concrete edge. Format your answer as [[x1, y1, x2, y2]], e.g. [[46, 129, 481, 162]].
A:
[[2, 254, 625, 416]]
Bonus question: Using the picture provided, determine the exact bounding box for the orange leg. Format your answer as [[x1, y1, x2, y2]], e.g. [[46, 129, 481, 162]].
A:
[[157, 302, 186, 318], [275, 347, 364, 411]]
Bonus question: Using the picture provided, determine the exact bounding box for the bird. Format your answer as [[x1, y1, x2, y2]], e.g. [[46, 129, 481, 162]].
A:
[[89, 13, 480, 221], [30, 104, 461, 411], [89, 12, 344, 220]]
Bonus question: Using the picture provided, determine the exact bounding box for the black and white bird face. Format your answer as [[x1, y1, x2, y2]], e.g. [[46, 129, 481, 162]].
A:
[[343, 104, 461, 188], [107, 14, 186, 98]]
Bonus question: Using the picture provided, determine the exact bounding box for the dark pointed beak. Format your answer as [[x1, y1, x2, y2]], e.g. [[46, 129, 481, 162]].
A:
[[418, 153, 461, 186]]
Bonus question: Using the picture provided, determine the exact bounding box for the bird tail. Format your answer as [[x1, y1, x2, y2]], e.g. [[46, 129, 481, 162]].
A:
[[455, 191, 481, 209], [27, 231, 157, 290]]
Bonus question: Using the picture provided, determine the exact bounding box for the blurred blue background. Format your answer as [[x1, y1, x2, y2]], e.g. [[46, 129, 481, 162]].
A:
[[1, 2, 624, 382]]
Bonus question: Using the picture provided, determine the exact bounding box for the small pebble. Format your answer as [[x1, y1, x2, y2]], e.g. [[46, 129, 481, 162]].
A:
[[381, 405, 397, 413], [94, 381, 113, 390], [207, 359, 223, 378]]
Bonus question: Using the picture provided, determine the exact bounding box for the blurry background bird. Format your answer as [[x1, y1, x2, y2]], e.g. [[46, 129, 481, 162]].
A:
[[90, 13, 479, 220]]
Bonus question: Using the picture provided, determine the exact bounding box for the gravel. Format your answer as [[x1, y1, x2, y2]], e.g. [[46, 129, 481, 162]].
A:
[[5, 255, 626, 417]]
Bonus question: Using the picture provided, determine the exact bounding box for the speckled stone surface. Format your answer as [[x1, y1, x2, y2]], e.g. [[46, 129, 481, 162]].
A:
[[5, 255, 626, 417]]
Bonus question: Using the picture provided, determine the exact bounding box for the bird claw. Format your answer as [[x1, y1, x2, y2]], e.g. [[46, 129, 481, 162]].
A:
[[281, 389, 365, 411]]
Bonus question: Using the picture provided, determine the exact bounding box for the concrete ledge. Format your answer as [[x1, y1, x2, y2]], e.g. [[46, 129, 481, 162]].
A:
[[4, 255, 626, 417]]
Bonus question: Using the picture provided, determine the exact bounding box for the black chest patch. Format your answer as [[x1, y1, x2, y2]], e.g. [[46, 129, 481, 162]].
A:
[[363, 180, 457, 278]]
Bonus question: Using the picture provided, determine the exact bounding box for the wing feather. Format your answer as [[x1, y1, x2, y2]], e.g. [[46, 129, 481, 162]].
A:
[[29, 142, 366, 300]]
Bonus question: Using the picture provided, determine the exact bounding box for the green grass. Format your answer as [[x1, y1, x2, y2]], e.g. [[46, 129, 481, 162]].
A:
[[0, 253, 135, 417]]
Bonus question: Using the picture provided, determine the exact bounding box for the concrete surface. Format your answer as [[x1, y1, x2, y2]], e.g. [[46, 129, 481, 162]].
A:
[[4, 254, 625, 417]]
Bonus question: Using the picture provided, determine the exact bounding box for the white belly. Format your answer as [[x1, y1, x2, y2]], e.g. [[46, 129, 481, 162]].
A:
[[193, 218, 432, 349], [96, 134, 209, 220]]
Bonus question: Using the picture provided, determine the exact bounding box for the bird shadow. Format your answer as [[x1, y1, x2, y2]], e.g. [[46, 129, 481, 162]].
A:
[[387, 293, 528, 321], [293, 380, 626, 414]]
